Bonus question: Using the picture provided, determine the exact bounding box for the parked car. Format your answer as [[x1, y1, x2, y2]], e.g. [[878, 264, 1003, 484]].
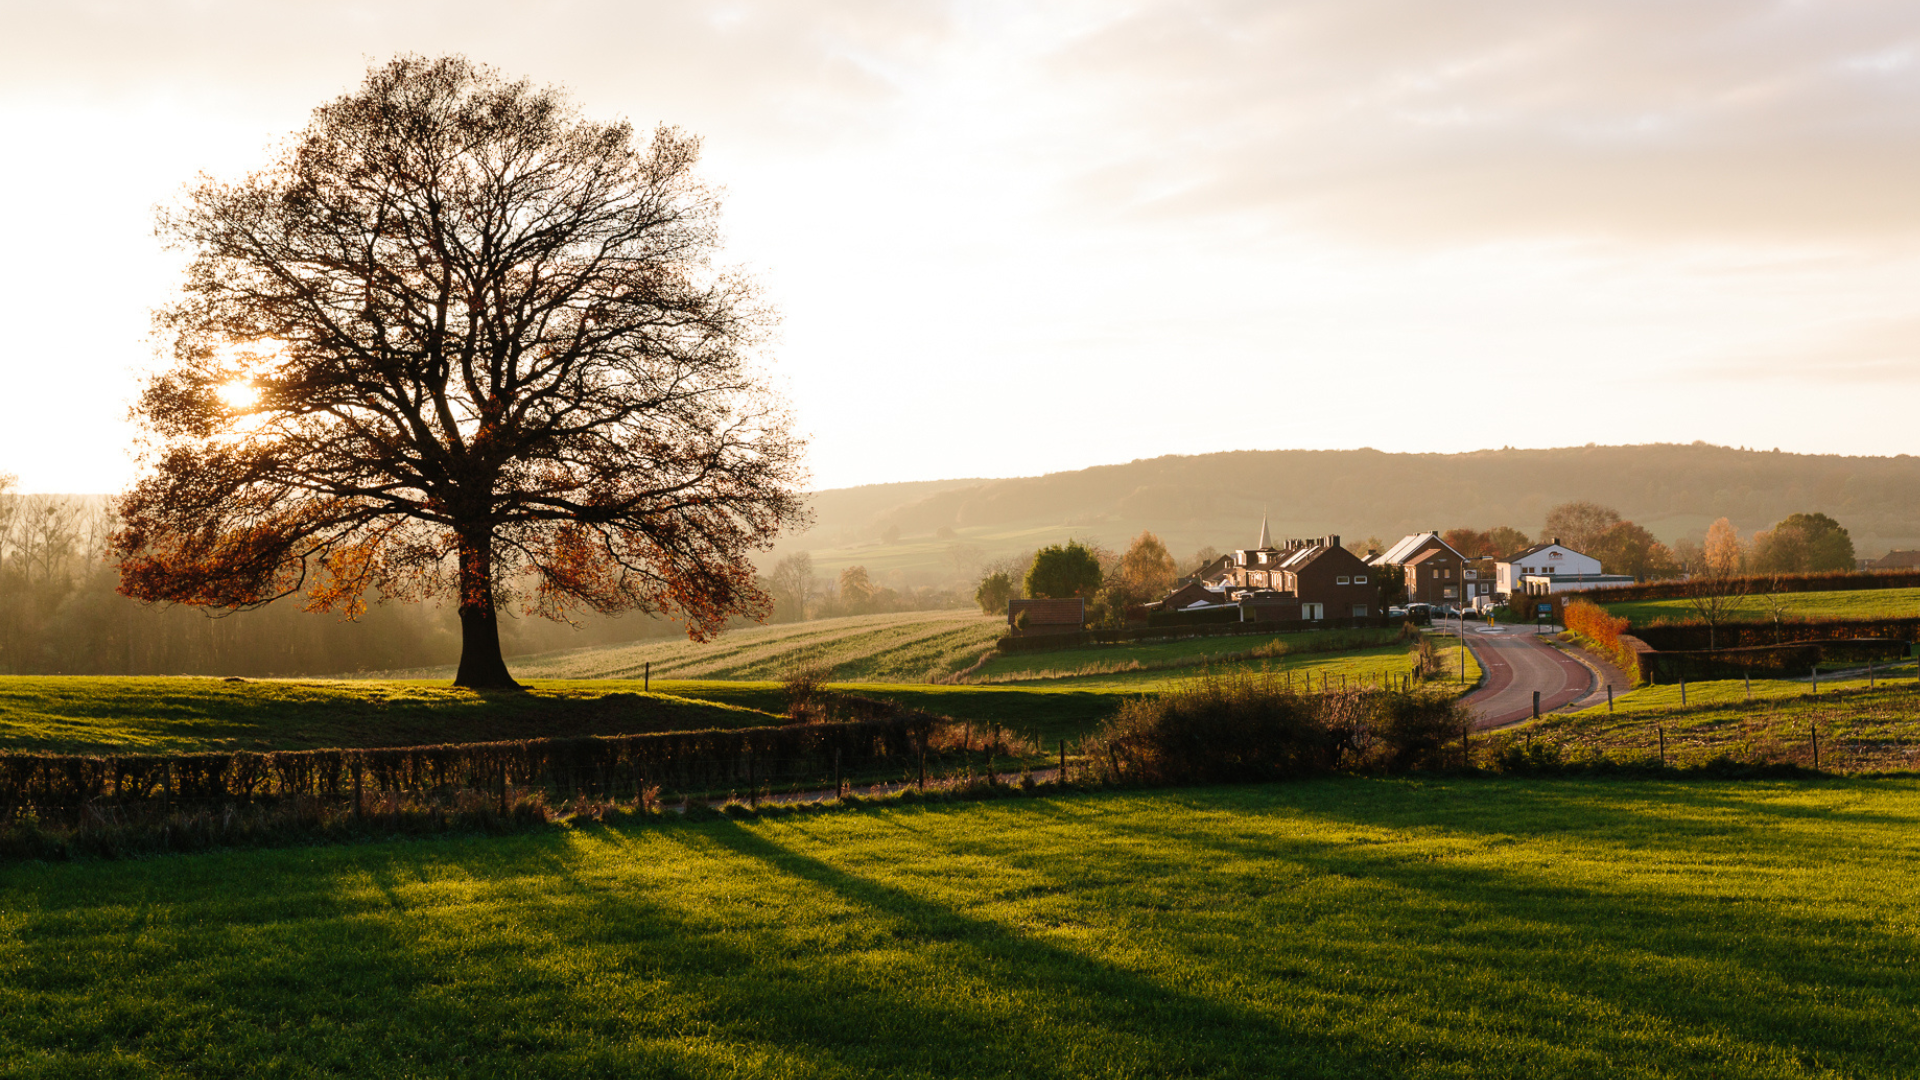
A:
[[1388, 606, 1409, 618]]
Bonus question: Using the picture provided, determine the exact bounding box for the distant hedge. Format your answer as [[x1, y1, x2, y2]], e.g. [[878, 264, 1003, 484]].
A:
[[1582, 569, 1920, 604]]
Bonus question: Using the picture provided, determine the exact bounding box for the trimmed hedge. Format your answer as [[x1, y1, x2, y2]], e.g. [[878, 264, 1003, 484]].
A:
[[1580, 569, 1920, 604], [1641, 639, 1908, 682], [1632, 617, 1920, 651], [0, 711, 934, 823]]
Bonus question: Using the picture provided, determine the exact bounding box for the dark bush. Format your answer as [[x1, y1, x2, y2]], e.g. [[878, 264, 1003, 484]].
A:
[[1083, 671, 1471, 784]]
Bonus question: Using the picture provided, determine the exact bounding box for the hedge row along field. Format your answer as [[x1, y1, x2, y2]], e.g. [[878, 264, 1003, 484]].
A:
[[1582, 568, 1920, 604]]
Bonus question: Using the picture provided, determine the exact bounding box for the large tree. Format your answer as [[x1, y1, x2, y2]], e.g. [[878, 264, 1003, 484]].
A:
[[111, 56, 807, 688], [1750, 512, 1855, 574], [1541, 501, 1622, 555]]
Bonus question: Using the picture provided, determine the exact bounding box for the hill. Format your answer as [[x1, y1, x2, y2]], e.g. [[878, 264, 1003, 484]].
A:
[[778, 443, 1920, 583]]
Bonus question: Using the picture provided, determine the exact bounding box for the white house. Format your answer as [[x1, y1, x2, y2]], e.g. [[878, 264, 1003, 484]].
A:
[[1495, 539, 1603, 596]]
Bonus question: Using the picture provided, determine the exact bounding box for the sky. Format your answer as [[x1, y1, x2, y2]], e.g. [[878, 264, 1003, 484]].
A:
[[2, 0, 1918, 494]]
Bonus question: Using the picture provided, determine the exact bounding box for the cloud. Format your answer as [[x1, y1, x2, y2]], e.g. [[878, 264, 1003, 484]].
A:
[[1029, 0, 1920, 241]]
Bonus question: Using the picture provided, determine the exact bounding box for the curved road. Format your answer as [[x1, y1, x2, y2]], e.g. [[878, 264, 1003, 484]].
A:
[[1454, 625, 1595, 729]]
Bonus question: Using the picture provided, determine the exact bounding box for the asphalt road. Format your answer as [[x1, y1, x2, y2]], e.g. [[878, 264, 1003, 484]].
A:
[[1454, 624, 1596, 729]]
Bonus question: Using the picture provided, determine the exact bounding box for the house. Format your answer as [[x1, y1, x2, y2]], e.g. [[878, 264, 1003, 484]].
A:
[[1371, 531, 1469, 607], [1495, 539, 1603, 596], [1272, 540, 1378, 619], [1006, 597, 1085, 637], [1869, 550, 1920, 571]]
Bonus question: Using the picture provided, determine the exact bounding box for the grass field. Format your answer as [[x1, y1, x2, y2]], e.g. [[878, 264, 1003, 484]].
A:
[[0, 675, 1136, 756], [1521, 667, 1920, 770], [1602, 586, 1920, 626], [5, 779, 1919, 1077], [365, 610, 1006, 683], [0, 677, 785, 755]]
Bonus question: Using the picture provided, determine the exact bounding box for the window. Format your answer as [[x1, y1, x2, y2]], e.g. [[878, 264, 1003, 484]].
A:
[[1351, 604, 1369, 617], [1355, 575, 1368, 584], [1335, 575, 1350, 585]]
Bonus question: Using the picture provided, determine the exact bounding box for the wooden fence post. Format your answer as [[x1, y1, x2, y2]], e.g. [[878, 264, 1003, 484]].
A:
[[1658, 726, 1666, 767], [352, 758, 363, 822], [1680, 673, 1687, 706], [1812, 665, 1819, 694], [1745, 671, 1751, 700], [1811, 722, 1819, 769], [1606, 685, 1614, 712], [1532, 690, 1540, 719], [1059, 739, 1066, 783], [644, 661, 650, 692]]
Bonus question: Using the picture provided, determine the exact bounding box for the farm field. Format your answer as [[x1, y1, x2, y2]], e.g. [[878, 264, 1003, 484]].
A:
[[362, 610, 1005, 684], [970, 627, 1403, 682], [0, 677, 784, 755], [1522, 669, 1920, 771], [5, 779, 1919, 1078], [1600, 586, 1920, 627], [0, 676, 1133, 756]]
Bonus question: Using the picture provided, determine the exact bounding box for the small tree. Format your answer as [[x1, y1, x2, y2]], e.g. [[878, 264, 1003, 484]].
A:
[[1486, 526, 1531, 558], [1115, 531, 1178, 598], [974, 571, 1015, 615], [1542, 501, 1622, 554], [1025, 541, 1102, 599]]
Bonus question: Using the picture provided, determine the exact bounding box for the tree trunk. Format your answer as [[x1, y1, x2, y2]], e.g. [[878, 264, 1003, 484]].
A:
[[454, 528, 519, 690]]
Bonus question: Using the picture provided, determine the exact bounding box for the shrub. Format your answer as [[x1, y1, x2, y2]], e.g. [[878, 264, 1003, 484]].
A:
[[1081, 670, 1473, 784]]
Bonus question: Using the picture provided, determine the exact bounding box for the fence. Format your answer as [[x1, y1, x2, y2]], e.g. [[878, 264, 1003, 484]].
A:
[[1632, 617, 1920, 651], [0, 713, 936, 826]]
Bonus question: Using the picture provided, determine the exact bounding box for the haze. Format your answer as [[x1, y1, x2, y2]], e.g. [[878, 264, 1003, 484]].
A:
[[3, 0, 1918, 494]]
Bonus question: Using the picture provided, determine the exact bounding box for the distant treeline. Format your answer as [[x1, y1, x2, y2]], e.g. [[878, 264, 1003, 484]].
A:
[[0, 488, 680, 677]]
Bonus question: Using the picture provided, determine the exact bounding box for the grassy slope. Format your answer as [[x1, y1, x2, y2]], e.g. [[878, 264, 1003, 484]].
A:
[[1522, 670, 1920, 770], [365, 610, 1005, 684], [6, 780, 1920, 1078], [1602, 586, 1920, 626], [0, 678, 784, 755]]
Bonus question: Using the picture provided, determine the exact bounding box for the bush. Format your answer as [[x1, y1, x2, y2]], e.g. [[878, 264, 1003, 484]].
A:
[[1082, 670, 1472, 784]]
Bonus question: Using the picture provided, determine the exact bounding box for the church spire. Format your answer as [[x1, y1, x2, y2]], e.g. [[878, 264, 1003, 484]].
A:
[[1257, 515, 1272, 549]]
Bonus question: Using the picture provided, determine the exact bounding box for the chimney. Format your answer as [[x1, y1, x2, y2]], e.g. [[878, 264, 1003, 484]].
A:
[[1552, 537, 1561, 545]]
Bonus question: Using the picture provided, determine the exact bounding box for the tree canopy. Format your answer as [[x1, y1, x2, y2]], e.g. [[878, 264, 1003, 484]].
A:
[[111, 56, 807, 688], [1024, 541, 1103, 600], [1750, 512, 1855, 574]]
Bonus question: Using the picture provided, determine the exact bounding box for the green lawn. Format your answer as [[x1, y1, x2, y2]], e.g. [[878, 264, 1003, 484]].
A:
[[0, 677, 783, 755], [5, 780, 1919, 1077], [971, 628, 1404, 682], [1603, 586, 1920, 626], [1520, 669, 1920, 771], [362, 610, 1005, 683]]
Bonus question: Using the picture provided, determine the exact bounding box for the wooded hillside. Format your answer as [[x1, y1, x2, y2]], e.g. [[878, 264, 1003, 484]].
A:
[[783, 444, 1920, 581]]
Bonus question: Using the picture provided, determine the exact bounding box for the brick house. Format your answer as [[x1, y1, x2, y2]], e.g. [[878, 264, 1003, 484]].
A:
[[1006, 597, 1085, 637], [1371, 531, 1468, 607]]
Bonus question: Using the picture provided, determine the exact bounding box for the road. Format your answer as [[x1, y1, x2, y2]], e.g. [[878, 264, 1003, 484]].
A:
[[1452, 624, 1597, 729]]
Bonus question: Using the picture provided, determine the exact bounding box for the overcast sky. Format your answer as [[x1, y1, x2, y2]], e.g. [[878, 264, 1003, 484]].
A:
[[3, 0, 1918, 493]]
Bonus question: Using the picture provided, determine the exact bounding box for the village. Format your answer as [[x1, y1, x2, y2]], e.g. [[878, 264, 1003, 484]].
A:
[[1006, 519, 1635, 637]]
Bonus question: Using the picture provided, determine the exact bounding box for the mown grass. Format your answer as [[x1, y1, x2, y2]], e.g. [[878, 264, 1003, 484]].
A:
[[4, 779, 1918, 1078], [970, 628, 1404, 683], [1521, 666, 1920, 771], [361, 610, 1005, 683], [1602, 586, 1920, 627], [0, 677, 783, 755]]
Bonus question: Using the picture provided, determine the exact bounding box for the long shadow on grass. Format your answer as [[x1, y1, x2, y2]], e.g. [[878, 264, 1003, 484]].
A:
[[1028, 781, 1920, 1077], [689, 816, 1469, 1079]]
